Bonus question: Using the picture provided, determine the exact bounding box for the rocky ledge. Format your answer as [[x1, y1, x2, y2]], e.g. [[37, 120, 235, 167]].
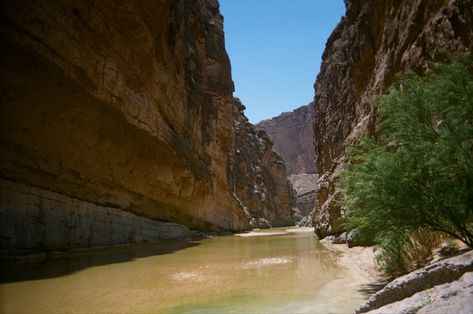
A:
[[356, 250, 473, 313]]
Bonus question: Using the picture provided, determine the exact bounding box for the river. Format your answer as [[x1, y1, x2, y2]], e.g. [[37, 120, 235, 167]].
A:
[[0, 227, 374, 313]]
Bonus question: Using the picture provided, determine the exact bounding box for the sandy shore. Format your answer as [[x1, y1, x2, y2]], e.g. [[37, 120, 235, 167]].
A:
[[234, 226, 315, 237], [321, 240, 384, 282]]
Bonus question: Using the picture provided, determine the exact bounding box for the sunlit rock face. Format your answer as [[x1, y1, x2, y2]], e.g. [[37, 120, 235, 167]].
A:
[[257, 103, 316, 176], [312, 0, 473, 238], [0, 0, 293, 253]]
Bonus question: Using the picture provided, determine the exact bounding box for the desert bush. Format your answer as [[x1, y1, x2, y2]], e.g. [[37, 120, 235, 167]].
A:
[[341, 54, 473, 275]]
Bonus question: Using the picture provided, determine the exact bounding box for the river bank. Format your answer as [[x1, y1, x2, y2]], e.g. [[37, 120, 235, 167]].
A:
[[319, 237, 473, 313], [322, 241, 383, 281]]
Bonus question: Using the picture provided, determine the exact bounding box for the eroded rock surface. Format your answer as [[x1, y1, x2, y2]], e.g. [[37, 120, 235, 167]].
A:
[[0, 179, 193, 256], [356, 250, 473, 313], [367, 273, 473, 314], [0, 0, 293, 253], [257, 103, 315, 175], [312, 0, 473, 238]]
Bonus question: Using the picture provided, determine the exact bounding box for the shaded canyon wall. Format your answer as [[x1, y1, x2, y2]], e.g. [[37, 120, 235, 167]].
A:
[[230, 99, 294, 228], [0, 0, 293, 254], [312, 0, 473, 238]]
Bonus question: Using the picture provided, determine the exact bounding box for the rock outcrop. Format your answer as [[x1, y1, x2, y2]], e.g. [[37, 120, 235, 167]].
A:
[[312, 0, 473, 238], [0, 0, 292, 254], [257, 103, 315, 175], [356, 250, 473, 313]]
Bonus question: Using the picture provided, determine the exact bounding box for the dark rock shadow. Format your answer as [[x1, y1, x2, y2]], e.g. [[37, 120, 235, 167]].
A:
[[0, 240, 199, 283], [358, 280, 389, 297]]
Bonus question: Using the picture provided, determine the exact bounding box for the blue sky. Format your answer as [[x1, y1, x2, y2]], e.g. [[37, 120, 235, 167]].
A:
[[219, 0, 345, 123]]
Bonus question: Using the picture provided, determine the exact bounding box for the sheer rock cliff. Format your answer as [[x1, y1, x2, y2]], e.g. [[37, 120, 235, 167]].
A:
[[257, 103, 315, 175], [0, 0, 292, 254], [312, 0, 473, 238]]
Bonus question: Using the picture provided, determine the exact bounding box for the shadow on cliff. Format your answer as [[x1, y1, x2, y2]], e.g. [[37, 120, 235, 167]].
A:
[[0, 240, 199, 283]]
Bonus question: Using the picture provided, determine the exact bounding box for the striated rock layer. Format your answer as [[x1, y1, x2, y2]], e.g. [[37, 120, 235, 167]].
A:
[[0, 0, 292, 254], [257, 103, 315, 175], [312, 0, 473, 238], [0, 179, 194, 253]]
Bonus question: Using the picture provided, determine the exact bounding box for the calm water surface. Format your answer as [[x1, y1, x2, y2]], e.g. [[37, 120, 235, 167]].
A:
[[0, 227, 372, 313]]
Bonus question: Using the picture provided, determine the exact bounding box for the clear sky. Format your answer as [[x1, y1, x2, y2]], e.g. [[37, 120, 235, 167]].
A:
[[219, 0, 345, 123]]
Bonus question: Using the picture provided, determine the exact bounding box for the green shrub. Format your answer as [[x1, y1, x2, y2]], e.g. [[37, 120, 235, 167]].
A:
[[341, 54, 473, 275]]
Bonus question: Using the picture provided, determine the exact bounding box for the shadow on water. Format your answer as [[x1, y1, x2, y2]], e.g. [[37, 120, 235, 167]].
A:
[[0, 240, 199, 284]]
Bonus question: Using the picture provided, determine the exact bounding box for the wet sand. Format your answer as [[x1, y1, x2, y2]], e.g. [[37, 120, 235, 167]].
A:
[[321, 239, 385, 284]]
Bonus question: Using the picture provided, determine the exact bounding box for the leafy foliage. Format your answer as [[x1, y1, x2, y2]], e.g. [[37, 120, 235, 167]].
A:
[[341, 55, 473, 275]]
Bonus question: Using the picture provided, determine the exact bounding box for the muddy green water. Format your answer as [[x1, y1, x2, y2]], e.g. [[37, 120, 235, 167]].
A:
[[0, 228, 372, 313]]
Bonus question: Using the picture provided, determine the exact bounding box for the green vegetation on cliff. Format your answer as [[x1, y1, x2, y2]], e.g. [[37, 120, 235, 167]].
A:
[[341, 55, 473, 275]]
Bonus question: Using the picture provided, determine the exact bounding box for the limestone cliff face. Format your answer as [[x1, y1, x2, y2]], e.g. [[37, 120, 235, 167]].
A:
[[230, 99, 294, 228], [0, 0, 292, 253], [257, 103, 315, 175], [312, 0, 473, 238]]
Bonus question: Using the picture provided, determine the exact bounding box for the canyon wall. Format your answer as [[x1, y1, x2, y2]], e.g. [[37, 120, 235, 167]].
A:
[[312, 0, 473, 238], [0, 0, 292, 254], [257, 103, 315, 175], [256, 103, 315, 225], [288, 174, 317, 225], [230, 99, 294, 228]]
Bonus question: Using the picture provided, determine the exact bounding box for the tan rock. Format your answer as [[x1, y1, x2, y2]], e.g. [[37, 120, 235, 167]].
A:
[[257, 103, 315, 175]]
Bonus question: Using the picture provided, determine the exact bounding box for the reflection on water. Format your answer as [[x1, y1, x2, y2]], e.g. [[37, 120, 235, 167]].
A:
[[0, 227, 372, 314]]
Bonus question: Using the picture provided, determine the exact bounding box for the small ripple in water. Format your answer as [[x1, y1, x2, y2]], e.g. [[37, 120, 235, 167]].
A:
[[243, 257, 292, 269], [171, 271, 204, 282]]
